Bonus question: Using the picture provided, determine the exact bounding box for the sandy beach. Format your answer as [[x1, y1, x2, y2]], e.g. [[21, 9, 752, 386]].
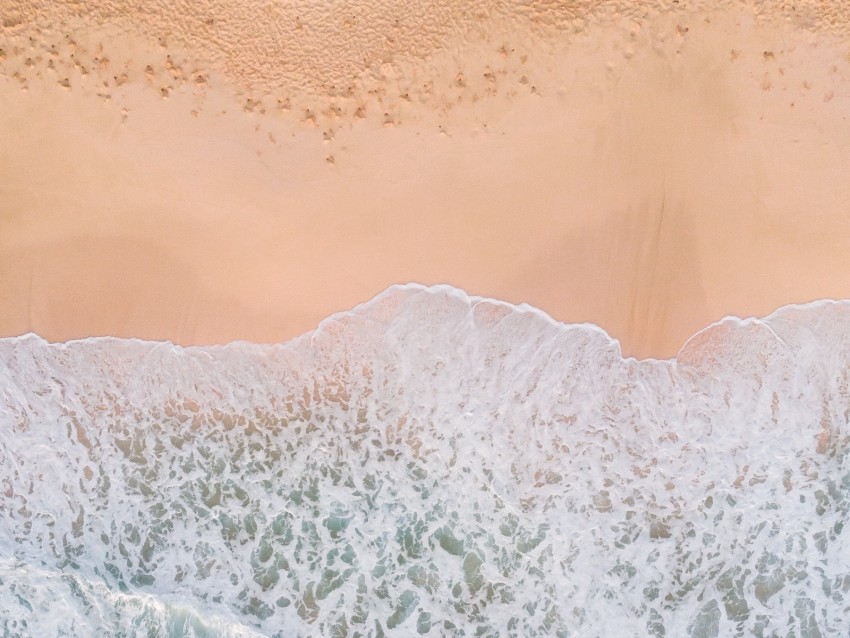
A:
[[2, 1, 850, 359]]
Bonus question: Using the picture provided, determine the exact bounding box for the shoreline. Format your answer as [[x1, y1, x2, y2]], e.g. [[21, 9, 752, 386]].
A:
[[4, 283, 848, 367], [2, 2, 850, 359]]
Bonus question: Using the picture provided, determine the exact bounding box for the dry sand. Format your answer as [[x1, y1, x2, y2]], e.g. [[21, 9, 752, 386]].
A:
[[2, 1, 850, 359]]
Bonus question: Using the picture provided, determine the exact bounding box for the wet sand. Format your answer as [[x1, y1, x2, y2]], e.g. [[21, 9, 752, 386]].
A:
[[2, 1, 850, 359]]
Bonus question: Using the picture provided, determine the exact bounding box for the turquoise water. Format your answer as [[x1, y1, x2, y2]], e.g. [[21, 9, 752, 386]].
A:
[[1, 285, 848, 636]]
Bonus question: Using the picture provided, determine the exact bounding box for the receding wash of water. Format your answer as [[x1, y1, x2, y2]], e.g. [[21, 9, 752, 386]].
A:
[[1, 285, 848, 636]]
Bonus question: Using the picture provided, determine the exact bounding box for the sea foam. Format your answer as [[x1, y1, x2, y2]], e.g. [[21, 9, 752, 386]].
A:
[[1, 284, 848, 637]]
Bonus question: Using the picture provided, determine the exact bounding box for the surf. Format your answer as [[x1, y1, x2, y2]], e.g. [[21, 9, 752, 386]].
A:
[[1, 284, 848, 636]]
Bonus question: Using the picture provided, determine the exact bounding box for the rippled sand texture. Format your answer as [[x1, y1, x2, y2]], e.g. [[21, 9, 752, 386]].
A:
[[2, 1, 850, 357]]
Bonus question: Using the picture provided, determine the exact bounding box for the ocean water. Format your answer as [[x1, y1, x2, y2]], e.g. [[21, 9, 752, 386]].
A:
[[1, 284, 848, 637]]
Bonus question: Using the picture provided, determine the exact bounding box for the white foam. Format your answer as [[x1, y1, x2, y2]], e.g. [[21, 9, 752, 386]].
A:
[[1, 285, 849, 636]]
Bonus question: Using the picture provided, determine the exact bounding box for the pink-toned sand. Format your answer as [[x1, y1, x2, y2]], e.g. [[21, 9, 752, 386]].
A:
[[2, 2, 850, 359]]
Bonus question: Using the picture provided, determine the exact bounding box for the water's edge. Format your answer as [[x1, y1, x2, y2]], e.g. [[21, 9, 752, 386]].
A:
[[1, 283, 849, 637]]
